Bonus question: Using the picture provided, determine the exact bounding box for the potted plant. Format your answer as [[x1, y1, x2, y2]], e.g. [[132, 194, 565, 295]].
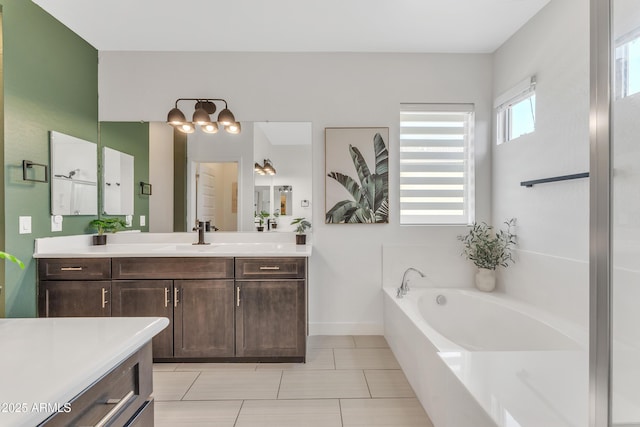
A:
[[457, 218, 516, 292], [256, 211, 270, 232], [271, 210, 280, 229], [89, 217, 127, 245], [290, 217, 311, 245], [0, 251, 25, 270]]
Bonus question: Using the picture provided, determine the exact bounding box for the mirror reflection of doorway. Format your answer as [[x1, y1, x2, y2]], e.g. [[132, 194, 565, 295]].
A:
[[194, 162, 238, 231]]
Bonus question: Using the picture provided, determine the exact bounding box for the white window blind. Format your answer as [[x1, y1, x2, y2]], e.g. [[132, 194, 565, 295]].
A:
[[400, 104, 475, 225]]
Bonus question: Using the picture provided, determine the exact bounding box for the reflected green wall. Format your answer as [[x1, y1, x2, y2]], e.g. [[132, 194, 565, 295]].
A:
[[2, 0, 98, 317], [99, 122, 150, 232]]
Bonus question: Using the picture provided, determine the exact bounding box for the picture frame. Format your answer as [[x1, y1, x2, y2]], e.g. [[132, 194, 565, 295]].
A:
[[325, 127, 389, 224], [140, 181, 152, 196]]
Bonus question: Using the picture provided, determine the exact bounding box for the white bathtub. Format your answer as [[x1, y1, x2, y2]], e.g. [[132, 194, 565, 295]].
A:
[[384, 287, 588, 427]]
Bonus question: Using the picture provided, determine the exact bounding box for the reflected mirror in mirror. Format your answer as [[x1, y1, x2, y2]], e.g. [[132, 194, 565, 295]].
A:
[[103, 147, 134, 215], [274, 185, 293, 216], [191, 162, 238, 231], [166, 121, 312, 232], [255, 185, 271, 215], [50, 131, 98, 215]]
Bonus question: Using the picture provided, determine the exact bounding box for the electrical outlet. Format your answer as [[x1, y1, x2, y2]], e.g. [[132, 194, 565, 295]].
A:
[[140, 215, 146, 227], [51, 215, 63, 232], [125, 215, 133, 227], [19, 216, 32, 234]]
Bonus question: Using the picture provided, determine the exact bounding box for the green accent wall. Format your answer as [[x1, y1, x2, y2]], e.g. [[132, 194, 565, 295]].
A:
[[99, 122, 150, 232], [2, 0, 98, 317]]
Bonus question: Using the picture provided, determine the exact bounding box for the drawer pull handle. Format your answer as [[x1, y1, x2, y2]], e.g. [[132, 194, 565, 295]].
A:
[[60, 267, 83, 271], [164, 287, 170, 308], [237, 287, 241, 307], [94, 390, 136, 427], [259, 266, 281, 270], [101, 288, 109, 308], [174, 288, 179, 307]]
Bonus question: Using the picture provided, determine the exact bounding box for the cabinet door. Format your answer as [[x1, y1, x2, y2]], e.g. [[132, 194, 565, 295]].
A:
[[111, 280, 174, 359], [40, 281, 111, 317], [174, 280, 235, 358], [235, 280, 305, 357]]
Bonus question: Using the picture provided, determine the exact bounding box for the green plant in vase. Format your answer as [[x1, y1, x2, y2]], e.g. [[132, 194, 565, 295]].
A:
[[0, 252, 25, 270], [256, 211, 270, 231], [457, 218, 516, 292], [290, 217, 311, 245], [89, 217, 127, 245]]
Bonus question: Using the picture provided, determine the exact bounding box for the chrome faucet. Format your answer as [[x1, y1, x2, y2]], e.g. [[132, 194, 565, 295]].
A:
[[397, 267, 426, 298], [192, 220, 210, 245]]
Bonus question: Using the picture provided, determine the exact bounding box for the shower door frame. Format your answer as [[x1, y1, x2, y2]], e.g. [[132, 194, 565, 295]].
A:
[[590, 0, 612, 426]]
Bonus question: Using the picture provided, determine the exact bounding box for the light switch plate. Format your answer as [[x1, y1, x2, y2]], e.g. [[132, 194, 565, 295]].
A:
[[140, 215, 146, 227], [125, 215, 133, 227], [19, 216, 32, 234]]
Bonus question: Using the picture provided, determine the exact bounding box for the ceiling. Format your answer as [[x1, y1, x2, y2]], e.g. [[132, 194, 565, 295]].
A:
[[32, 0, 551, 53]]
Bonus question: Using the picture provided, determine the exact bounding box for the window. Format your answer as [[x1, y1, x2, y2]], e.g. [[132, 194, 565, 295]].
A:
[[615, 32, 640, 99], [399, 104, 475, 225], [495, 76, 536, 144]]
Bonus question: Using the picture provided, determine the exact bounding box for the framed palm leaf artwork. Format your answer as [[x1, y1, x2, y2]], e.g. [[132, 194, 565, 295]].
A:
[[325, 127, 389, 224]]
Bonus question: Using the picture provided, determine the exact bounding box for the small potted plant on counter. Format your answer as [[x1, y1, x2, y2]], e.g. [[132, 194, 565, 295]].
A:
[[291, 217, 311, 245], [256, 211, 270, 232], [271, 210, 280, 229], [457, 218, 516, 292], [89, 217, 127, 245]]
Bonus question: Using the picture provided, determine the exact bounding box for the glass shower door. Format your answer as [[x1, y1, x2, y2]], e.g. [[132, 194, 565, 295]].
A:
[[611, 2, 640, 425]]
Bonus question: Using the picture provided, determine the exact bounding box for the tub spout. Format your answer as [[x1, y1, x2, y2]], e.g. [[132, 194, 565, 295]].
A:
[[398, 267, 426, 296]]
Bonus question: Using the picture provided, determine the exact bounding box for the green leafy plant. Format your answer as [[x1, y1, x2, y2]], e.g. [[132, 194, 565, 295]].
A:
[[256, 211, 270, 226], [457, 219, 516, 270], [0, 251, 24, 269], [326, 132, 388, 223], [89, 217, 127, 235], [291, 217, 311, 234]]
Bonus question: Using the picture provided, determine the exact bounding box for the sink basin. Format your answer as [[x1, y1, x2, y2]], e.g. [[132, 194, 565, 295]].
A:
[[153, 244, 219, 252]]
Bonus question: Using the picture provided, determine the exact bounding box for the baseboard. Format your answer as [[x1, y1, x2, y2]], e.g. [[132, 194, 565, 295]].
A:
[[309, 322, 383, 336]]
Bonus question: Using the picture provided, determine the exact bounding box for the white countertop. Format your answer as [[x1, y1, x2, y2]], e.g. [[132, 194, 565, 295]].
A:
[[33, 232, 312, 258], [0, 317, 169, 427]]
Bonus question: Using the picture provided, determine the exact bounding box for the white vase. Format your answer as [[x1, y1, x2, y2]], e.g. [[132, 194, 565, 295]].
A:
[[475, 268, 496, 292]]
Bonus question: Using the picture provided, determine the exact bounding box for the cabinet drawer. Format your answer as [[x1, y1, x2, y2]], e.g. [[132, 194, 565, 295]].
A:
[[113, 257, 234, 279], [235, 257, 306, 279], [38, 258, 111, 280], [40, 343, 152, 427]]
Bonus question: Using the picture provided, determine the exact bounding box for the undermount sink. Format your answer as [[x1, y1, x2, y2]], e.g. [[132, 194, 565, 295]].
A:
[[153, 244, 219, 252]]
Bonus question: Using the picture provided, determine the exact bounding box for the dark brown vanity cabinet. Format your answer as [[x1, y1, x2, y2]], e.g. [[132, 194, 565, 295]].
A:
[[38, 256, 307, 361], [38, 258, 111, 317], [111, 258, 235, 360], [235, 258, 307, 359], [111, 280, 174, 359]]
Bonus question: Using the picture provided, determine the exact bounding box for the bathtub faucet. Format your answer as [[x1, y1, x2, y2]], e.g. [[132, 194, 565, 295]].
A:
[[397, 267, 426, 298]]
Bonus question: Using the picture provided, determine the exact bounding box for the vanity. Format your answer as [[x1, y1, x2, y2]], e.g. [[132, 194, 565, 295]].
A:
[[34, 232, 311, 363]]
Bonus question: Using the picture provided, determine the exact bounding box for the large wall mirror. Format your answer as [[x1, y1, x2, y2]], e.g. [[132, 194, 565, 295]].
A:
[[50, 131, 98, 215], [182, 121, 312, 232]]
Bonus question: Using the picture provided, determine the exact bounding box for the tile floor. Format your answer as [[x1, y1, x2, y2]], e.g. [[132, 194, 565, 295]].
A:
[[152, 335, 434, 427]]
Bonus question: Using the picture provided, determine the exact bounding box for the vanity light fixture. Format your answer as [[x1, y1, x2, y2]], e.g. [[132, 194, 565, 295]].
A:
[[167, 98, 240, 134], [254, 159, 276, 175]]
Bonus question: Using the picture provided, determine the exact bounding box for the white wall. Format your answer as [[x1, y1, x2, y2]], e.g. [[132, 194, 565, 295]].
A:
[[492, 0, 589, 326], [148, 122, 174, 232], [99, 52, 494, 334]]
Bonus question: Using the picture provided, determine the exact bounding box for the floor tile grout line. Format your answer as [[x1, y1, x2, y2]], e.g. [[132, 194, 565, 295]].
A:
[[179, 371, 202, 401], [232, 400, 245, 427], [362, 369, 373, 399], [338, 398, 345, 427], [276, 369, 284, 399]]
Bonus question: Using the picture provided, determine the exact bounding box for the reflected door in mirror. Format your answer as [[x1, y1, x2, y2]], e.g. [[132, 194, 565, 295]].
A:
[[103, 147, 134, 215]]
